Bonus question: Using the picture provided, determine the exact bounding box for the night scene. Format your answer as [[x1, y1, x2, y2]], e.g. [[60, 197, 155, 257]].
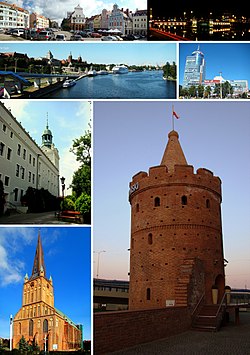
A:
[[148, 1, 250, 41]]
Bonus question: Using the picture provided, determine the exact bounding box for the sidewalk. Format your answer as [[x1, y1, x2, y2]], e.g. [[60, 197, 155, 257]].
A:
[[0, 211, 74, 224], [111, 312, 250, 355]]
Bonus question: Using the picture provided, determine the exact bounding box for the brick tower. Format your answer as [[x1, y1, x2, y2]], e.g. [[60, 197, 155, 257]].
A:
[[13, 232, 81, 351], [129, 130, 225, 310]]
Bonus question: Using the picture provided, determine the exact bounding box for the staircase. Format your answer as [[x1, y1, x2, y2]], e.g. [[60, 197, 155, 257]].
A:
[[174, 258, 195, 306], [192, 304, 225, 332]]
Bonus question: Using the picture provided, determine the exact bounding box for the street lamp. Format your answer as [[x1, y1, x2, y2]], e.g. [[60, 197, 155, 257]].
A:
[[60, 176, 65, 199], [94, 250, 106, 279], [10, 314, 13, 351]]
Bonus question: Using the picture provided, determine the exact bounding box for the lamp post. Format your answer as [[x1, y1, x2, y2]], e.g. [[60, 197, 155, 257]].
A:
[[94, 250, 106, 279], [60, 176, 65, 198], [10, 314, 13, 351]]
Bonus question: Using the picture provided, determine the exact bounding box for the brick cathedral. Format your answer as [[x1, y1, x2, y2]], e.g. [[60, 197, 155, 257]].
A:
[[129, 129, 225, 310], [13, 233, 81, 351]]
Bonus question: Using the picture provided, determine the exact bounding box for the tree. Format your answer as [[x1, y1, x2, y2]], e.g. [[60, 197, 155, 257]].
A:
[[19, 335, 29, 351]]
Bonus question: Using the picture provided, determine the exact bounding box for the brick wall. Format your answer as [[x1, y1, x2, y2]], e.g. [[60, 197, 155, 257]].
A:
[[94, 307, 191, 354]]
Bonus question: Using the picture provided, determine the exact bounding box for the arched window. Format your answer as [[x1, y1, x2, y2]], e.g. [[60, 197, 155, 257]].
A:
[[206, 199, 210, 208], [146, 288, 151, 300], [43, 319, 48, 333], [148, 233, 153, 245], [154, 197, 160, 207], [19, 322, 21, 335], [181, 195, 187, 205], [29, 319, 33, 336]]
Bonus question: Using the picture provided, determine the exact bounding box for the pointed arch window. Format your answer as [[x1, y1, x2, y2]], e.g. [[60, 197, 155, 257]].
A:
[[154, 197, 160, 207], [43, 319, 48, 333], [29, 319, 33, 336], [181, 195, 187, 205]]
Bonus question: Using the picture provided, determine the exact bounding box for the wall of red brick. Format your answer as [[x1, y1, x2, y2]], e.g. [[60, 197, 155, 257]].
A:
[[94, 307, 191, 354]]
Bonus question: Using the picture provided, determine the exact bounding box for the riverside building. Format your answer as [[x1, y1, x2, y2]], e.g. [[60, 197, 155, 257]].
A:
[[0, 103, 59, 212]]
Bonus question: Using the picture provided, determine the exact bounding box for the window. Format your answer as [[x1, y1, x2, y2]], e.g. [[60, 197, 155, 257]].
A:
[[33, 157, 35, 167], [23, 148, 26, 159], [0, 142, 4, 156], [181, 195, 187, 205], [2, 124, 6, 132], [4, 176, 9, 186], [146, 287, 151, 300], [136, 203, 139, 212], [18, 322, 21, 335], [29, 154, 32, 164], [206, 199, 210, 208], [148, 233, 153, 245], [43, 319, 48, 333], [29, 319, 33, 336], [14, 188, 18, 202], [10, 131, 13, 138], [32, 174, 35, 184], [154, 197, 160, 207], [17, 143, 21, 156], [7, 148, 12, 160], [21, 167, 25, 179], [28, 171, 31, 182], [16, 164, 20, 177]]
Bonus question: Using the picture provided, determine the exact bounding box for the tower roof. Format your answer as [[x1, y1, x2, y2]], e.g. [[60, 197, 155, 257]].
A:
[[161, 130, 188, 173], [30, 232, 46, 280]]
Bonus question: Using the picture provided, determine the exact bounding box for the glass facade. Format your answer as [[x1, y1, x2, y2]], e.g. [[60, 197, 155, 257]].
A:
[[183, 47, 206, 88]]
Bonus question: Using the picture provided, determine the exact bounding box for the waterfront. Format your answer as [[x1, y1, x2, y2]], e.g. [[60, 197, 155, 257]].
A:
[[43, 70, 176, 99]]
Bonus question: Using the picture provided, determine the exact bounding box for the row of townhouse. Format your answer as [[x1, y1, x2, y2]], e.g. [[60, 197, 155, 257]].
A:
[[68, 4, 147, 36], [0, 1, 49, 29]]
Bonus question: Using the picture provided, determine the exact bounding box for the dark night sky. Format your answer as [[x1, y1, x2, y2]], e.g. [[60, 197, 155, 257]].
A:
[[149, 1, 250, 19]]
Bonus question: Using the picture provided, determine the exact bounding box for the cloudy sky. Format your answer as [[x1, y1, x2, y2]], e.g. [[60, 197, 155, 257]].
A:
[[7, 0, 147, 24], [0, 100, 92, 195]]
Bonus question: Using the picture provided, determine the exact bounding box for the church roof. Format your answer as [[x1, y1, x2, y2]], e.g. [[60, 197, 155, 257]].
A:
[[55, 308, 79, 330], [30, 232, 46, 280], [161, 130, 188, 173]]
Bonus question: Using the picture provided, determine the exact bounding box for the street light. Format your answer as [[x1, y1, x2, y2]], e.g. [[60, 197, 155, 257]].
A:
[[10, 314, 13, 351], [94, 250, 106, 279], [60, 176, 65, 199]]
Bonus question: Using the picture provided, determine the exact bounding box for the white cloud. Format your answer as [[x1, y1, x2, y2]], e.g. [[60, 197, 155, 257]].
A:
[[0, 228, 36, 286]]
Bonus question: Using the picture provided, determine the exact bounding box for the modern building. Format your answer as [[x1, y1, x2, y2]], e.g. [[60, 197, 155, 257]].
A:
[[0, 1, 29, 29], [204, 75, 249, 97], [68, 4, 86, 31], [13, 233, 82, 351], [30, 13, 49, 29], [132, 9, 147, 36], [0, 103, 59, 212], [94, 279, 129, 311], [183, 46, 206, 88], [129, 129, 225, 310]]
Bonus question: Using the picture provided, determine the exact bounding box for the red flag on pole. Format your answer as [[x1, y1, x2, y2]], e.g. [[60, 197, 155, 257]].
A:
[[172, 110, 180, 119]]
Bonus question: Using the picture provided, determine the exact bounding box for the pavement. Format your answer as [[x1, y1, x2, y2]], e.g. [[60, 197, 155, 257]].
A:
[[0, 211, 80, 225], [111, 312, 250, 355]]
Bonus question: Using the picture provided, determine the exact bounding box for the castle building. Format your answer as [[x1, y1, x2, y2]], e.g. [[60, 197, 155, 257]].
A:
[[0, 103, 59, 211], [129, 129, 225, 310], [13, 233, 81, 351]]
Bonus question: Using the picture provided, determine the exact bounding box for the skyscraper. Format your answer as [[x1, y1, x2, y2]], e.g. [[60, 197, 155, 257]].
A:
[[183, 46, 206, 88]]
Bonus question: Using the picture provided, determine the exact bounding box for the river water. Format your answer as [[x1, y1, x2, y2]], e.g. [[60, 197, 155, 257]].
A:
[[44, 70, 176, 99]]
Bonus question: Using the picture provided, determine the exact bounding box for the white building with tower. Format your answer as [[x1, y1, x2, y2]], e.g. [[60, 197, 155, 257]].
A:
[[0, 103, 59, 212]]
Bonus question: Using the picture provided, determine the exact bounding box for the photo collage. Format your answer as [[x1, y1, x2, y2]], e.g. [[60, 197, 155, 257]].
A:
[[0, 0, 250, 354]]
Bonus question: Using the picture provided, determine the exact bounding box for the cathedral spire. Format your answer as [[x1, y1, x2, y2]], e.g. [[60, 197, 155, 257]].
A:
[[161, 130, 188, 173], [30, 231, 46, 280]]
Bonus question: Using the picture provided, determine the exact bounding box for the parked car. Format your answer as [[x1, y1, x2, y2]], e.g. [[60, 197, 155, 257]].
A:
[[70, 34, 84, 41], [37, 30, 55, 40], [55, 34, 66, 41], [11, 29, 25, 37], [91, 32, 102, 38], [101, 35, 119, 41], [21, 29, 38, 40]]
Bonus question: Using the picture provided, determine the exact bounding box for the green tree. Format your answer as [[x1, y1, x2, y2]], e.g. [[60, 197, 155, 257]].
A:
[[19, 335, 29, 351], [197, 84, 204, 98]]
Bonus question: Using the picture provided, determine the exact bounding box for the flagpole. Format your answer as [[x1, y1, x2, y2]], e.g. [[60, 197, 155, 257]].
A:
[[172, 105, 174, 131]]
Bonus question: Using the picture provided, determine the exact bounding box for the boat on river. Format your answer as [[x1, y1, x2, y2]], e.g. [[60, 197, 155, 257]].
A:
[[112, 65, 129, 74], [97, 70, 109, 75], [62, 79, 76, 88]]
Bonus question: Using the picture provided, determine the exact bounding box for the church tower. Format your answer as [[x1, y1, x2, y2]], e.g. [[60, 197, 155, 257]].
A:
[[13, 232, 81, 351], [129, 129, 225, 311], [41, 117, 59, 171]]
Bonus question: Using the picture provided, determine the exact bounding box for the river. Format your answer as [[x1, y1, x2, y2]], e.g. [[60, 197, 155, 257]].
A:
[[43, 70, 176, 99]]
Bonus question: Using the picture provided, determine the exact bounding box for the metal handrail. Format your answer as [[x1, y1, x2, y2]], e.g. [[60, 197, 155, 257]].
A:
[[192, 292, 205, 317], [215, 292, 227, 318]]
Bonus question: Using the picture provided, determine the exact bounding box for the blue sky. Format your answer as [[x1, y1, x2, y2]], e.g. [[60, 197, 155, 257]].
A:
[[93, 101, 250, 290], [0, 100, 91, 195], [0, 43, 176, 67], [179, 43, 250, 85], [5, 0, 146, 24], [0, 226, 91, 340]]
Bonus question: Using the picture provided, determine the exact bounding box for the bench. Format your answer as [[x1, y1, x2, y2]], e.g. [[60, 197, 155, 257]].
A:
[[56, 210, 83, 223]]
